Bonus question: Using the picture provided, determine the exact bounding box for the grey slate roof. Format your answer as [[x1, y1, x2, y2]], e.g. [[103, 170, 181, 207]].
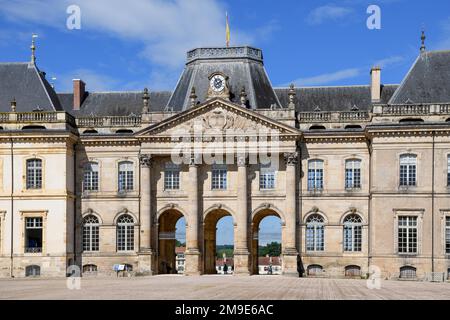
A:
[[0, 62, 62, 112], [274, 84, 398, 112], [389, 50, 450, 104], [166, 46, 281, 111], [58, 91, 172, 116]]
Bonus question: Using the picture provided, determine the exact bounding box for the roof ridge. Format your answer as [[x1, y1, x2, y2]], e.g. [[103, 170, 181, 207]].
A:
[[0, 62, 29, 65]]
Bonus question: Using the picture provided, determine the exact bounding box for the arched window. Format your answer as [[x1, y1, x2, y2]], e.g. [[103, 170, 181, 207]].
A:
[[399, 154, 417, 186], [164, 162, 180, 190], [306, 214, 324, 251], [308, 160, 324, 191], [345, 265, 361, 277], [307, 264, 323, 276], [343, 214, 362, 252], [118, 161, 134, 192], [83, 162, 99, 192], [83, 264, 98, 274], [26, 159, 42, 189], [83, 215, 99, 252], [345, 159, 361, 189], [25, 265, 40, 277], [399, 266, 416, 279], [117, 214, 134, 251]]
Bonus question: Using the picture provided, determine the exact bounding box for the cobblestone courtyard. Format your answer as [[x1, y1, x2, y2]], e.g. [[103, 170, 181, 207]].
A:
[[0, 276, 449, 300]]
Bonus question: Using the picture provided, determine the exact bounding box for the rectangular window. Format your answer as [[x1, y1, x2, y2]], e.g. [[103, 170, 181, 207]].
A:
[[399, 154, 417, 187], [398, 216, 417, 254], [83, 162, 99, 192], [308, 160, 323, 191], [259, 163, 275, 190], [164, 163, 180, 190], [447, 155, 450, 187], [25, 217, 43, 253], [345, 160, 361, 189], [212, 164, 227, 190], [446, 216, 450, 254], [118, 162, 134, 192], [26, 159, 42, 189]]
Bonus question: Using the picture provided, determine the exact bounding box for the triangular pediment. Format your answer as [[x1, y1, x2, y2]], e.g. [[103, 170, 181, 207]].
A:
[[136, 98, 300, 138]]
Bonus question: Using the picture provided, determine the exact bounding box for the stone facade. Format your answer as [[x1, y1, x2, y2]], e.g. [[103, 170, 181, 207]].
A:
[[0, 44, 450, 280]]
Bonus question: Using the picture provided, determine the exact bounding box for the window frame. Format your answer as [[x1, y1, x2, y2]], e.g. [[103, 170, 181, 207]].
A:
[[305, 214, 325, 252], [82, 215, 100, 252], [26, 158, 43, 190], [118, 161, 134, 192], [116, 214, 135, 252], [445, 216, 450, 255], [259, 163, 276, 190], [164, 162, 181, 191], [399, 154, 417, 187], [211, 163, 227, 190], [345, 159, 362, 190], [397, 216, 418, 255], [307, 159, 324, 191], [83, 162, 100, 192], [343, 214, 363, 252], [447, 155, 450, 187]]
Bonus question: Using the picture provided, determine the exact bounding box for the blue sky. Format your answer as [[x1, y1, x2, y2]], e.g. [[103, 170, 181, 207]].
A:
[[1, 0, 449, 245], [1, 0, 450, 93]]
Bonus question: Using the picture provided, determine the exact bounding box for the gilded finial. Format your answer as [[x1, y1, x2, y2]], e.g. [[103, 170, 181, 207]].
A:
[[420, 29, 426, 53], [142, 88, 150, 113], [31, 34, 38, 64]]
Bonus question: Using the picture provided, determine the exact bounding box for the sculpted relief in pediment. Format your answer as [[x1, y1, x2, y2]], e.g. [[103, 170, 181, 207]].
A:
[[159, 106, 277, 135]]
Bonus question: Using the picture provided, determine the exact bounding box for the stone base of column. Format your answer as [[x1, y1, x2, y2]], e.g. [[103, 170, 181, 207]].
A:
[[184, 250, 202, 276], [282, 251, 299, 277], [233, 250, 251, 276], [137, 250, 155, 276]]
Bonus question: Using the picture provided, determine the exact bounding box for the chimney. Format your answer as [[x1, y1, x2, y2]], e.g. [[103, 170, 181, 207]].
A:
[[73, 79, 86, 110], [370, 66, 381, 103]]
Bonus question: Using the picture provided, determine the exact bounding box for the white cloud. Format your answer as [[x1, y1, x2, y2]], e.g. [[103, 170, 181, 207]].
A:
[[56, 68, 120, 92], [306, 4, 353, 25], [0, 0, 253, 67], [287, 68, 361, 86], [372, 55, 405, 68]]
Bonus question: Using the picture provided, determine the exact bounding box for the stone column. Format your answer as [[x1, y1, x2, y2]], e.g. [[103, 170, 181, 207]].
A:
[[234, 155, 251, 275], [283, 152, 299, 276], [185, 157, 201, 275], [138, 154, 155, 275]]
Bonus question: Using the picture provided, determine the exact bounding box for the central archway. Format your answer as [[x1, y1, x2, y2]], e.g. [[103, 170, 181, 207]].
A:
[[251, 206, 284, 275], [158, 208, 186, 274], [203, 206, 235, 274]]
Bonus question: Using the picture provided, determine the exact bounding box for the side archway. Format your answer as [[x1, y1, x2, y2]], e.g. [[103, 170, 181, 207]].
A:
[[157, 206, 186, 275], [251, 204, 284, 275]]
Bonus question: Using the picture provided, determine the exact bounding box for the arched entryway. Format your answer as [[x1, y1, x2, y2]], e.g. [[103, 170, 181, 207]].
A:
[[251, 206, 284, 275], [203, 206, 234, 274], [158, 208, 186, 274]]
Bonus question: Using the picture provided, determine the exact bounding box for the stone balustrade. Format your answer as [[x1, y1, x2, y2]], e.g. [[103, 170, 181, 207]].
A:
[[0, 111, 75, 125], [76, 116, 142, 127]]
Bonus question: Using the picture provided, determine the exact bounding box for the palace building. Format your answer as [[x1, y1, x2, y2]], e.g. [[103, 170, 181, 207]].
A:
[[0, 34, 450, 280]]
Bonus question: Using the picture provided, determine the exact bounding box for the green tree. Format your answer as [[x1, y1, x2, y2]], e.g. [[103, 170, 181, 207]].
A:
[[258, 242, 281, 257]]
